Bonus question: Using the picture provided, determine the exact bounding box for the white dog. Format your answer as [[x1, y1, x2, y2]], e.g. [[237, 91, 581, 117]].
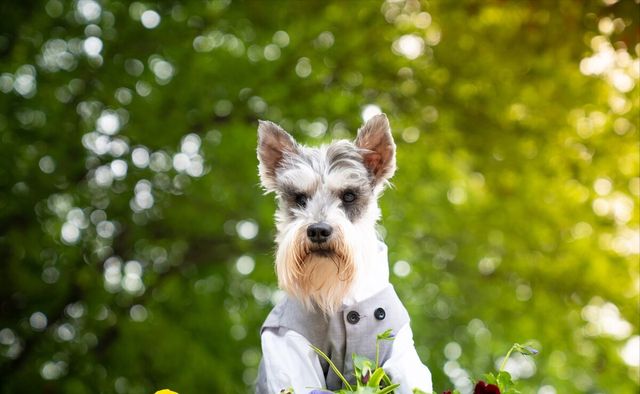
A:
[[255, 114, 432, 394]]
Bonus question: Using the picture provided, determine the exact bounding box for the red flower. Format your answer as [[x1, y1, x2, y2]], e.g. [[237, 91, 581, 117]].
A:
[[443, 391, 452, 394], [474, 381, 501, 394]]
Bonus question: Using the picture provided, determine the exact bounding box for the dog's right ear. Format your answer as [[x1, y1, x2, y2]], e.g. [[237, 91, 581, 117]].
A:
[[257, 120, 298, 191]]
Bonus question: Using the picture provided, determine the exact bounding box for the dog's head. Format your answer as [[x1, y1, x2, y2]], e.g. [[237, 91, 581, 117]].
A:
[[257, 114, 396, 315]]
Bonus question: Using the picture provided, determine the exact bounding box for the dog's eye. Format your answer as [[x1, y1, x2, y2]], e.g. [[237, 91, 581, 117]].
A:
[[295, 194, 308, 208], [342, 191, 356, 204]]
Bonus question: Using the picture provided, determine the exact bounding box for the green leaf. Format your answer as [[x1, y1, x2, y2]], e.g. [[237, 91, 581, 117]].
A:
[[483, 373, 498, 385], [497, 371, 515, 389], [378, 384, 400, 394], [368, 368, 386, 387], [353, 354, 374, 372], [376, 329, 395, 341]]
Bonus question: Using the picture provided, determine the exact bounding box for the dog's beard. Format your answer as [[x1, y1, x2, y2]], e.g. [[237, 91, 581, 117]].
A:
[[275, 225, 355, 316]]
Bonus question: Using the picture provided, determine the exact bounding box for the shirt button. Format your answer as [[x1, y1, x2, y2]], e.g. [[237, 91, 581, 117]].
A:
[[347, 311, 360, 324], [374, 307, 386, 320]]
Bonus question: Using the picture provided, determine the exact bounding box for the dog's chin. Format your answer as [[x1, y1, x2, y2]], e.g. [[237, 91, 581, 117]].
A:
[[310, 248, 334, 258]]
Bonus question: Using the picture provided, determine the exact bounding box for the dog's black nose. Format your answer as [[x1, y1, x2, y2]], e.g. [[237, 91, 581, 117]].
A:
[[307, 222, 333, 244]]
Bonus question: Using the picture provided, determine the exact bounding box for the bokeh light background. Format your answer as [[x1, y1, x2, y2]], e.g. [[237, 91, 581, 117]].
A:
[[0, 0, 638, 393]]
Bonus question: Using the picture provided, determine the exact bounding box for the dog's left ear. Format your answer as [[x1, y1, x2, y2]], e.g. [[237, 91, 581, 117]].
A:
[[355, 113, 396, 184]]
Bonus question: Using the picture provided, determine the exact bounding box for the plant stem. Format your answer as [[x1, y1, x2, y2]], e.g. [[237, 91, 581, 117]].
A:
[[375, 337, 380, 370], [310, 345, 353, 390], [500, 345, 516, 373]]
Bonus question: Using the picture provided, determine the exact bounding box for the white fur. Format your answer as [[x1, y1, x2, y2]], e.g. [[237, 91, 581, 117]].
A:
[[272, 154, 382, 314]]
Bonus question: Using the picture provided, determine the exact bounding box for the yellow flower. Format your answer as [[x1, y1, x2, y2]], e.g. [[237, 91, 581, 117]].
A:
[[155, 390, 178, 394]]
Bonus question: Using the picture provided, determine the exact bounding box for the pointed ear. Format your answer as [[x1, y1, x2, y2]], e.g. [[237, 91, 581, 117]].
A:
[[354, 114, 396, 184], [257, 120, 298, 191]]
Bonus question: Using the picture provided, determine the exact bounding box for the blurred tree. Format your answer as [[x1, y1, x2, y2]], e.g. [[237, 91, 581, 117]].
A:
[[0, 0, 638, 394]]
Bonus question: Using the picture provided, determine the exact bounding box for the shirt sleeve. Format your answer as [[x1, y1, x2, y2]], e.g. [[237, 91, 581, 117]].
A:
[[381, 323, 433, 394], [260, 326, 326, 394]]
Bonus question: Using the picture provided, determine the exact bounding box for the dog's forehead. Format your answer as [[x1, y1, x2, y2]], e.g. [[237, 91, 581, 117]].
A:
[[277, 140, 370, 192]]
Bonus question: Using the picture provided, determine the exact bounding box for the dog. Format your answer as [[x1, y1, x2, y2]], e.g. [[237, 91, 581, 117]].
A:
[[255, 114, 432, 394]]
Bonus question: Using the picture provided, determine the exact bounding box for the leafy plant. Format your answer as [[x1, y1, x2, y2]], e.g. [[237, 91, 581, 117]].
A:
[[420, 343, 539, 394], [308, 329, 399, 394], [302, 338, 539, 394]]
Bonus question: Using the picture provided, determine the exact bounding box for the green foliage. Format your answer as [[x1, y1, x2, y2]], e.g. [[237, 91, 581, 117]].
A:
[[0, 1, 638, 394], [310, 334, 399, 394], [434, 343, 539, 394]]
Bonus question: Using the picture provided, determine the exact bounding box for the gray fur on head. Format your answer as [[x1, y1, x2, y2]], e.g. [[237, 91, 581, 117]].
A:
[[257, 114, 396, 194]]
